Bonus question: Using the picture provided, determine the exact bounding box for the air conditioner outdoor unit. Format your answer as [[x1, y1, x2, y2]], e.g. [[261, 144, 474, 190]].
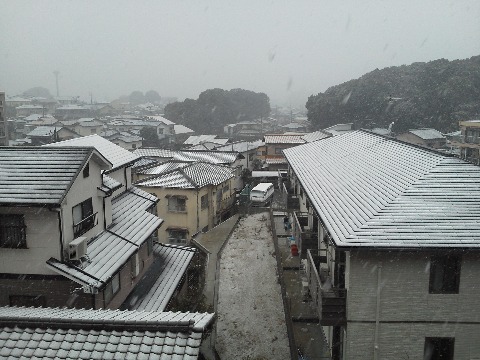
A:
[[69, 236, 88, 260]]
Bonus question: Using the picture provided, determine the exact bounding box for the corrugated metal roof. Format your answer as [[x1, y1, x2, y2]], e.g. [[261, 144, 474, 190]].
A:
[[0, 306, 214, 359], [47, 187, 162, 289], [263, 134, 306, 144], [409, 128, 445, 140], [124, 244, 196, 311], [284, 130, 480, 249], [0, 147, 93, 205], [137, 162, 234, 189], [46, 135, 140, 169], [174, 151, 239, 164]]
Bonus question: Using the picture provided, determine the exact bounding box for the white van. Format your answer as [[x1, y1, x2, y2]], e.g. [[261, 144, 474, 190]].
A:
[[250, 182, 274, 205]]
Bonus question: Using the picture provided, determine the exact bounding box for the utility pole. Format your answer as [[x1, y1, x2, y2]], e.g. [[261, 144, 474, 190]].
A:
[[53, 71, 60, 97]]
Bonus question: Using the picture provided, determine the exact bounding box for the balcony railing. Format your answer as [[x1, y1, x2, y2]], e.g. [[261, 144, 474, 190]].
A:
[[292, 212, 318, 258], [73, 212, 97, 238], [306, 249, 346, 326]]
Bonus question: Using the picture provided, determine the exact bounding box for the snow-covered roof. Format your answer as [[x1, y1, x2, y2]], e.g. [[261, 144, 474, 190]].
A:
[[45, 135, 140, 170], [408, 128, 445, 140], [214, 140, 264, 153], [186, 142, 219, 151], [24, 114, 42, 121], [370, 128, 391, 136], [0, 147, 109, 205], [77, 119, 103, 127], [263, 134, 306, 144], [133, 148, 175, 159], [284, 130, 480, 249], [26, 126, 58, 137], [138, 161, 189, 176], [174, 124, 195, 134], [265, 158, 287, 165], [174, 151, 240, 165], [0, 306, 214, 359], [147, 115, 175, 125], [47, 187, 161, 289], [16, 104, 43, 109], [252, 171, 280, 178], [138, 162, 234, 189], [131, 157, 159, 170], [301, 131, 331, 143], [124, 244, 196, 311], [184, 135, 228, 146], [323, 123, 354, 136]]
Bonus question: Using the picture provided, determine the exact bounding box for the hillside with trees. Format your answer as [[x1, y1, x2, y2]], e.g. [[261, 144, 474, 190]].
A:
[[164, 88, 271, 134], [306, 55, 480, 133]]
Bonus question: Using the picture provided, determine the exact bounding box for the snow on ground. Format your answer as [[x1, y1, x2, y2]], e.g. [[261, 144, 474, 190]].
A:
[[216, 212, 290, 360]]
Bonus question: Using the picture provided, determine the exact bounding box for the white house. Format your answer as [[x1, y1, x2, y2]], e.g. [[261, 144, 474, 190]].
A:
[[284, 130, 480, 360]]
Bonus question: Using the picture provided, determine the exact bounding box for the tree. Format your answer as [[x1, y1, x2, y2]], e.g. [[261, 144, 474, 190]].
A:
[[128, 91, 145, 105], [23, 87, 53, 99], [140, 126, 160, 147], [145, 90, 161, 104]]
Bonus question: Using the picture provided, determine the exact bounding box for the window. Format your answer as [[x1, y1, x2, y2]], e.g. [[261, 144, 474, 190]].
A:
[[201, 194, 209, 209], [168, 196, 186, 212], [9, 295, 46, 307], [104, 273, 120, 304], [0, 214, 26, 248], [132, 143, 136, 149], [72, 198, 97, 237], [424, 337, 454, 360], [158, 128, 164, 134], [429, 255, 461, 294], [168, 229, 187, 244], [83, 163, 89, 178], [223, 184, 230, 194]]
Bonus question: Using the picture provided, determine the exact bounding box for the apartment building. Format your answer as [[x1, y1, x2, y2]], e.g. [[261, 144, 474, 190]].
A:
[[284, 130, 480, 360]]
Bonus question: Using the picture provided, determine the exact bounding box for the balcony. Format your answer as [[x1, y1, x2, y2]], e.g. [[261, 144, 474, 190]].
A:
[[306, 249, 346, 326], [73, 212, 97, 238], [292, 212, 317, 258]]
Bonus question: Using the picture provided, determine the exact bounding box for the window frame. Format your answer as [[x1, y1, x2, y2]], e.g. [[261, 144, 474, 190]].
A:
[[167, 196, 187, 212], [168, 229, 188, 244], [429, 254, 461, 294], [201, 194, 209, 210], [0, 214, 27, 249], [72, 198, 97, 238], [424, 337, 454, 360]]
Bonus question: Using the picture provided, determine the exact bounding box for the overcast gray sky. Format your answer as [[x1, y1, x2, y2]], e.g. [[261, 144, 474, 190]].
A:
[[1, 0, 479, 107]]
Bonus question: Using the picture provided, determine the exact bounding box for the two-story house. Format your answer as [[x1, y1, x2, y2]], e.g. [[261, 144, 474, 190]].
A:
[[284, 130, 480, 360], [263, 134, 306, 170], [136, 162, 235, 245], [452, 119, 480, 164]]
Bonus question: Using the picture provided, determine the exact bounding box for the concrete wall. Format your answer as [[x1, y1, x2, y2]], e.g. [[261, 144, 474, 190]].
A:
[[344, 250, 480, 358]]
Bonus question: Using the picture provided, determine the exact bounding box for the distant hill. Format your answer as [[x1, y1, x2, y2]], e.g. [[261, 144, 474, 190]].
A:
[[306, 56, 480, 133]]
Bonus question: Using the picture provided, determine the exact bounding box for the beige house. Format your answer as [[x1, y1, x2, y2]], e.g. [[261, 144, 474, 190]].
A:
[[284, 130, 480, 359], [74, 118, 104, 136], [136, 162, 235, 244]]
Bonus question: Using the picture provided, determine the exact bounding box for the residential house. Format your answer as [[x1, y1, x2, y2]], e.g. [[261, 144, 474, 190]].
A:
[[284, 130, 480, 359], [109, 132, 143, 150], [0, 306, 214, 359], [136, 162, 235, 245], [263, 134, 306, 170], [147, 115, 175, 142], [396, 128, 446, 149], [16, 104, 45, 117], [74, 118, 104, 136], [0, 92, 6, 146], [26, 126, 78, 145], [451, 119, 480, 164], [0, 145, 159, 309], [214, 140, 264, 172], [173, 124, 195, 144]]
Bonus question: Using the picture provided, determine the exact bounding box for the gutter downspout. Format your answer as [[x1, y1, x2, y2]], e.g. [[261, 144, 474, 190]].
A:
[[373, 265, 382, 360], [49, 207, 64, 261]]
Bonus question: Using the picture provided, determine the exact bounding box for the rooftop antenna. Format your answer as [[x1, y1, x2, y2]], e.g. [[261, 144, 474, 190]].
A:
[[53, 70, 60, 97]]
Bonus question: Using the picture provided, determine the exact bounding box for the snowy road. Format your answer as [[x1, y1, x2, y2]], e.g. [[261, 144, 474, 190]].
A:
[[215, 212, 290, 360]]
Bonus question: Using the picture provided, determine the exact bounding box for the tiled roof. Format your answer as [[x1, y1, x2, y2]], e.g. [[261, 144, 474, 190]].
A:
[[123, 244, 196, 311], [263, 134, 306, 144], [26, 126, 57, 137], [284, 130, 480, 249], [214, 140, 264, 153], [131, 157, 159, 170], [408, 128, 445, 140], [47, 187, 161, 289], [0, 147, 100, 205], [133, 148, 175, 159], [138, 161, 189, 176], [137, 162, 234, 189], [100, 175, 122, 192], [46, 135, 140, 170], [0, 306, 214, 359], [265, 157, 287, 164], [174, 151, 240, 165]]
